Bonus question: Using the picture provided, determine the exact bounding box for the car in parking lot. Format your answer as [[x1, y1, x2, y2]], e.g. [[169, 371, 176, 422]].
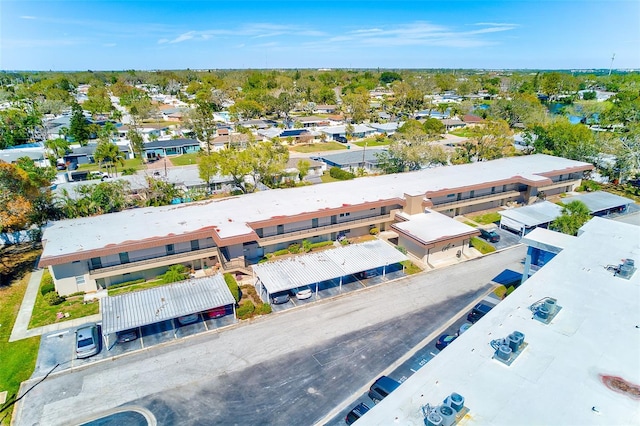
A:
[[294, 286, 313, 300], [271, 291, 291, 305], [367, 376, 401, 404], [345, 402, 370, 425], [76, 323, 100, 359], [467, 302, 495, 323], [479, 228, 500, 243], [435, 333, 457, 351], [116, 329, 138, 343], [177, 313, 200, 325], [205, 306, 228, 319]]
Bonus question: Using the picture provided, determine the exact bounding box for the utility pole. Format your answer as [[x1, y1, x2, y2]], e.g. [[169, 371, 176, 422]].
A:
[[609, 53, 616, 76]]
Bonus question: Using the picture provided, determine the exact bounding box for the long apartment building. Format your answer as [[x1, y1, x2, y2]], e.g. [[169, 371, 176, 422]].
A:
[[39, 154, 593, 296]]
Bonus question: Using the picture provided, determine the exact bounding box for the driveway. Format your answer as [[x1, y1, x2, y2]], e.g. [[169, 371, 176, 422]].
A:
[[15, 246, 526, 426]]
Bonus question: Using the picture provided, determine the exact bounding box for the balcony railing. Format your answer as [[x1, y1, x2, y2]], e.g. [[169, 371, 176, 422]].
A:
[[432, 190, 521, 209], [258, 213, 392, 243], [89, 246, 220, 275]]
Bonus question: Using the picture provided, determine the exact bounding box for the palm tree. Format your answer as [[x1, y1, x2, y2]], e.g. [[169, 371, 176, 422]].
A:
[[94, 141, 124, 177]]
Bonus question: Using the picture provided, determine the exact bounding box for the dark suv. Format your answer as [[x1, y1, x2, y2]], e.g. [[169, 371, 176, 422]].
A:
[[466, 302, 494, 323], [368, 376, 401, 403], [345, 402, 370, 425], [479, 228, 500, 243]]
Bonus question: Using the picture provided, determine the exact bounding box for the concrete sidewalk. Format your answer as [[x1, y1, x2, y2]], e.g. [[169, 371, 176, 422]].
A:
[[9, 268, 101, 342]]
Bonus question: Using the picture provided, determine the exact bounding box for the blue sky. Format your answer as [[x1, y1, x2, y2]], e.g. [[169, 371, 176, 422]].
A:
[[1, 0, 639, 71]]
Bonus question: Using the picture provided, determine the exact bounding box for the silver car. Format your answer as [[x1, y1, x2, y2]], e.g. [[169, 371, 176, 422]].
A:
[[76, 323, 100, 359]]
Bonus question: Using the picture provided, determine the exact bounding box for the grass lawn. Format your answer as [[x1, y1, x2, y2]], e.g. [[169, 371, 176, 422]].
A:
[[401, 260, 423, 275], [468, 211, 501, 225], [170, 153, 200, 166], [352, 138, 390, 148], [290, 142, 347, 153], [76, 158, 144, 174], [320, 171, 343, 183], [107, 278, 166, 296], [449, 128, 475, 138], [463, 221, 478, 227], [29, 270, 99, 329], [0, 245, 42, 425], [470, 237, 497, 254]]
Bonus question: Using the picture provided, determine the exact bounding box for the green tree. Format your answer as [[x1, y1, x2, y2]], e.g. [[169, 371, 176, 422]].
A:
[[379, 72, 402, 85], [529, 119, 598, 162], [84, 85, 113, 117], [551, 200, 591, 236], [44, 138, 70, 160], [161, 264, 189, 284], [128, 127, 145, 161], [199, 148, 254, 193], [423, 118, 445, 137], [297, 159, 310, 181], [69, 102, 89, 145], [0, 104, 42, 148]]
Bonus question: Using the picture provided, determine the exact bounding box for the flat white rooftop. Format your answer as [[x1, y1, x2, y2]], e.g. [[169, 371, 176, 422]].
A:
[[360, 217, 640, 425], [40, 155, 591, 263], [392, 210, 478, 245], [562, 190, 635, 213]]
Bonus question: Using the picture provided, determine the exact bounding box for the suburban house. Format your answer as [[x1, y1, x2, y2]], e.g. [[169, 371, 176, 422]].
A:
[[369, 122, 400, 136], [294, 116, 331, 128], [320, 124, 376, 141], [143, 138, 201, 159], [39, 154, 593, 296], [314, 105, 337, 114], [314, 150, 382, 173]]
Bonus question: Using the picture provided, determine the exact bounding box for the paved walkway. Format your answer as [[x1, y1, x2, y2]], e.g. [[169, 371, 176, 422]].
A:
[[9, 268, 101, 342]]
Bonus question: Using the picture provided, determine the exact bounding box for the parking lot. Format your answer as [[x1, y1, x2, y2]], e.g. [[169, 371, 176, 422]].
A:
[[268, 264, 406, 313], [32, 312, 237, 377], [325, 291, 503, 426]]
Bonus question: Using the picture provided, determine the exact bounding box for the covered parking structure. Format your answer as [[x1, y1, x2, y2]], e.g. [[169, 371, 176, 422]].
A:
[[561, 191, 634, 216], [499, 201, 563, 236], [252, 239, 408, 303], [101, 275, 236, 348]]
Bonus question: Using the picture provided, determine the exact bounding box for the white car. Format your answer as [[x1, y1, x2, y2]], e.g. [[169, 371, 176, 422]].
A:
[[295, 286, 313, 300]]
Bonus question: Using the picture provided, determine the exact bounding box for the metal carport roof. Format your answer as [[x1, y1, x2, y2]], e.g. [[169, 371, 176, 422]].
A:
[[498, 201, 563, 228], [101, 275, 235, 335], [252, 240, 408, 295], [562, 191, 634, 214]]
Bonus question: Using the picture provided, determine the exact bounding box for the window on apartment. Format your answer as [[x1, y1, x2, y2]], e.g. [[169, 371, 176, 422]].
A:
[[90, 257, 102, 269], [312, 218, 318, 228], [119, 252, 129, 264], [75, 276, 85, 285], [447, 194, 455, 198], [166, 244, 175, 255], [339, 212, 351, 217], [470, 190, 475, 197], [491, 186, 495, 194], [191, 240, 200, 251]]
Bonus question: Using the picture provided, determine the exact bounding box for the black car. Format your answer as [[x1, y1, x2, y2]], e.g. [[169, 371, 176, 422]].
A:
[[367, 376, 401, 403], [345, 403, 370, 425], [479, 228, 500, 243], [435, 333, 457, 351], [466, 302, 494, 323], [271, 291, 291, 305]]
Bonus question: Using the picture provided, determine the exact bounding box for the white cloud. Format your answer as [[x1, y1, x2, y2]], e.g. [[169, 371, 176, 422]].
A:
[[103, 43, 116, 47], [20, 15, 37, 20]]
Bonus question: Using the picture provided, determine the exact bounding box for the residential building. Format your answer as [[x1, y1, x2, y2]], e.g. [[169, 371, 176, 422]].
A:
[[39, 155, 593, 296]]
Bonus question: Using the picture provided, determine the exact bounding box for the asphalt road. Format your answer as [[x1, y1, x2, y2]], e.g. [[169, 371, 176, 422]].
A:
[[14, 245, 526, 426]]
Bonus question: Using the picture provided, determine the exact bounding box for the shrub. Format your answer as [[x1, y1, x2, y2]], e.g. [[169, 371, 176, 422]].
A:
[[302, 239, 312, 253], [44, 291, 66, 306], [329, 166, 355, 180], [273, 248, 289, 256], [161, 264, 188, 284], [67, 291, 86, 297], [288, 243, 300, 254], [237, 301, 255, 319], [396, 246, 408, 254], [40, 274, 55, 296], [255, 303, 272, 315], [310, 241, 334, 249], [369, 227, 379, 235], [494, 285, 508, 299], [121, 168, 137, 176], [224, 273, 240, 302], [340, 238, 350, 246]]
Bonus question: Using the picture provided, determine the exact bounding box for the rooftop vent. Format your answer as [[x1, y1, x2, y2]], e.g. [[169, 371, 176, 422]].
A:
[[606, 258, 637, 280], [491, 331, 527, 366], [422, 392, 468, 426], [530, 297, 562, 324]]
